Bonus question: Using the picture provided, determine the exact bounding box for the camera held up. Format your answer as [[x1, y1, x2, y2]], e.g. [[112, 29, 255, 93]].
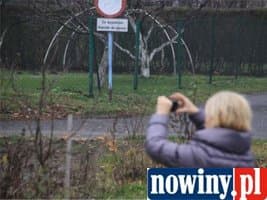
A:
[[170, 101, 179, 112]]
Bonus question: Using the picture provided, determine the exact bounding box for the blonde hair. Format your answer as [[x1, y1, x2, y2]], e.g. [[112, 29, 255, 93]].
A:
[[205, 91, 252, 132]]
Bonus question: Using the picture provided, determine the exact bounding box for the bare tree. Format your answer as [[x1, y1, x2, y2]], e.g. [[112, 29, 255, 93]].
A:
[[43, 5, 181, 82]]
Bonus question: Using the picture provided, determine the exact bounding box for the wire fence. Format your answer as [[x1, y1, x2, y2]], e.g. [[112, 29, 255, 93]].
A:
[[176, 15, 267, 77], [1, 9, 267, 77]]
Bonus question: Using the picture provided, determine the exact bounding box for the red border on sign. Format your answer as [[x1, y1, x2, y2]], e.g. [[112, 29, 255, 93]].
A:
[[94, 0, 127, 18]]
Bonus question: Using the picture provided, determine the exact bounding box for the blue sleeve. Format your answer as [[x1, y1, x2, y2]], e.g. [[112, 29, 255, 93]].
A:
[[189, 109, 205, 130], [145, 114, 196, 167]]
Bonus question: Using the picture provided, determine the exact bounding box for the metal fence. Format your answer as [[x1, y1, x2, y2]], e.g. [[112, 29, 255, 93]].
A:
[[111, 14, 267, 77], [1, 10, 267, 77], [175, 15, 267, 77]]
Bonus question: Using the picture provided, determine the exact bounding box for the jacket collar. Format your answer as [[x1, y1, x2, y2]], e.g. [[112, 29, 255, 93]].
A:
[[192, 128, 252, 154]]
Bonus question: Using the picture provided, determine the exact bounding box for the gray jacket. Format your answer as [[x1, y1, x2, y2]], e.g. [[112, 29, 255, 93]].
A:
[[145, 110, 256, 167]]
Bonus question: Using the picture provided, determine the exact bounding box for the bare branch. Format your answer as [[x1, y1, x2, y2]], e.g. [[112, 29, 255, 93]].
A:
[[66, 9, 89, 32], [144, 22, 154, 43], [94, 32, 106, 43], [149, 34, 178, 62], [127, 15, 137, 33], [114, 42, 135, 60], [57, 21, 88, 34]]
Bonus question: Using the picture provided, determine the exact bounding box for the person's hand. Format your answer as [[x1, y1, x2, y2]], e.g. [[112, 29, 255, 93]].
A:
[[156, 96, 172, 115], [169, 92, 199, 114]]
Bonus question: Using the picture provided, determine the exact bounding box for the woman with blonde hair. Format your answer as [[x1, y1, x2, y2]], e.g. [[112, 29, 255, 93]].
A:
[[145, 91, 255, 167]]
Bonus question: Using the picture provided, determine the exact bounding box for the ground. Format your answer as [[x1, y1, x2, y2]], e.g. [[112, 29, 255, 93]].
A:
[[1, 91, 267, 139], [0, 72, 267, 198], [1, 73, 267, 120]]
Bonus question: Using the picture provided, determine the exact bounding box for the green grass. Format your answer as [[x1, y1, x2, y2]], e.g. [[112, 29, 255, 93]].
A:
[[252, 139, 267, 167], [102, 138, 267, 199], [0, 135, 266, 199], [1, 71, 267, 119], [104, 182, 146, 199]]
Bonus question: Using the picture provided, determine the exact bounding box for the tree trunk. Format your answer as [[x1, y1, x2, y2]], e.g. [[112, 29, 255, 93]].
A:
[[140, 49, 150, 78], [141, 67, 150, 78], [98, 45, 108, 87]]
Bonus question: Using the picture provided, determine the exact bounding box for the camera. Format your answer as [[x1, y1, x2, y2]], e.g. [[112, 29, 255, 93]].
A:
[[170, 101, 179, 112]]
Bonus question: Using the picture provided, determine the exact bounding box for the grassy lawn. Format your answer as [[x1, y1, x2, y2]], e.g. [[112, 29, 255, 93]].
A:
[[1, 71, 267, 197], [0, 135, 266, 199], [1, 71, 267, 119]]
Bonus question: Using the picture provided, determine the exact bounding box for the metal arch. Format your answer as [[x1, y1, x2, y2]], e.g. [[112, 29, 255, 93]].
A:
[[43, 8, 95, 65], [168, 25, 195, 74], [44, 7, 194, 74], [62, 25, 82, 69], [0, 28, 8, 51]]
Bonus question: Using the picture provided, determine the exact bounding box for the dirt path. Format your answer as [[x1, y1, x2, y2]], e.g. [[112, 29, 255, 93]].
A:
[[0, 92, 267, 138]]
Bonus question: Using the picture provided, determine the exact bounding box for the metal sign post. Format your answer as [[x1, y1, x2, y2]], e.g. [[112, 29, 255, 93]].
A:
[[94, 0, 127, 101], [108, 32, 113, 100]]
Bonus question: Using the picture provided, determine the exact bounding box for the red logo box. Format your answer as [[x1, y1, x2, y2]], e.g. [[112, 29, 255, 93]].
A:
[[234, 168, 267, 200]]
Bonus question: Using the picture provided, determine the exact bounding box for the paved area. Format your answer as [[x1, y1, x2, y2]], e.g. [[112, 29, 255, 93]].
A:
[[244, 92, 267, 138], [0, 92, 267, 138]]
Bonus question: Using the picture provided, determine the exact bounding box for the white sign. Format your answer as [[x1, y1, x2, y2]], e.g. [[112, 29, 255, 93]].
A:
[[97, 18, 128, 32], [94, 0, 127, 18]]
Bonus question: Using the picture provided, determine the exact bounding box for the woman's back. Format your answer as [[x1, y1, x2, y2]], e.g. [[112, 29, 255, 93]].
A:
[[145, 91, 255, 167]]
